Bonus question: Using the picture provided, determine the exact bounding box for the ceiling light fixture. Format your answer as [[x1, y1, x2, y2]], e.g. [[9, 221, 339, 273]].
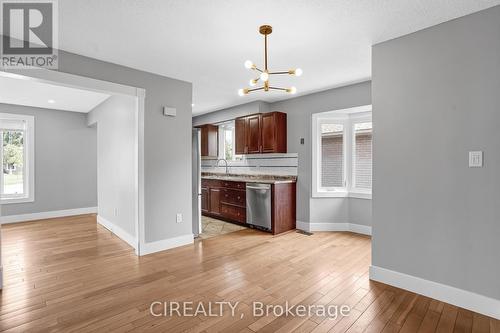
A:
[[48, 99, 55, 104], [239, 25, 302, 96]]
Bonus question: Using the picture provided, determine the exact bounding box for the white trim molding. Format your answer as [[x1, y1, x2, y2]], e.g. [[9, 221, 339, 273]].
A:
[[0, 113, 35, 204], [0, 207, 97, 224], [140, 234, 194, 256], [96, 215, 137, 251], [296, 221, 372, 236], [370, 265, 500, 320]]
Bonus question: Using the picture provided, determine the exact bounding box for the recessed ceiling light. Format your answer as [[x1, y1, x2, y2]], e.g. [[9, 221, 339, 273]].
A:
[[191, 103, 195, 107], [48, 99, 55, 104]]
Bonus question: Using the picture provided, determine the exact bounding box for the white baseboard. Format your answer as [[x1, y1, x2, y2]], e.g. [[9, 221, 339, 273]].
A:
[[96, 215, 137, 250], [296, 220, 311, 232], [348, 223, 372, 235], [296, 221, 372, 236], [140, 234, 194, 256], [369, 265, 500, 320], [0, 207, 98, 224]]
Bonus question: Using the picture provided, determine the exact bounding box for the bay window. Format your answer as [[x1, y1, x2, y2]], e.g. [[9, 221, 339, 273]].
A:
[[0, 113, 35, 203], [312, 105, 372, 199]]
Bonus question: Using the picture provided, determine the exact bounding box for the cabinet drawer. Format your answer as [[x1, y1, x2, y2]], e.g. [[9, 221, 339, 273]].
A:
[[221, 181, 245, 190], [201, 179, 223, 188], [221, 203, 246, 223], [221, 189, 245, 206]]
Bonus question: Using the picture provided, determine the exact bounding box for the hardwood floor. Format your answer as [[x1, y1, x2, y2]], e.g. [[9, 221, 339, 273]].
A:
[[0, 214, 498, 332]]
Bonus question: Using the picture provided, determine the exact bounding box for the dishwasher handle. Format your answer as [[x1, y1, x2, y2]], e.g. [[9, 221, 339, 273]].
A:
[[246, 185, 271, 190]]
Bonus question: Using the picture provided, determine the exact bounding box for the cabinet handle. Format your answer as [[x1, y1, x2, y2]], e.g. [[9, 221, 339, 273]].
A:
[[237, 196, 241, 200]]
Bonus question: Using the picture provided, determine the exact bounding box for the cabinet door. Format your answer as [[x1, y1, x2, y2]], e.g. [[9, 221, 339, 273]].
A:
[[235, 117, 247, 154], [246, 114, 262, 154], [201, 187, 209, 213], [209, 188, 221, 215], [262, 112, 287, 153], [261, 112, 276, 153], [200, 125, 218, 157]]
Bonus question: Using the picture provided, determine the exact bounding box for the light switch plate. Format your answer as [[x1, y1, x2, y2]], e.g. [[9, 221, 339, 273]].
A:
[[163, 106, 176, 117], [469, 151, 483, 168]]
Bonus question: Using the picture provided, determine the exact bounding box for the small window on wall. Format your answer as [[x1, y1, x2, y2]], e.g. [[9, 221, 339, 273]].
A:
[[218, 121, 241, 161], [0, 113, 35, 203], [312, 105, 372, 199]]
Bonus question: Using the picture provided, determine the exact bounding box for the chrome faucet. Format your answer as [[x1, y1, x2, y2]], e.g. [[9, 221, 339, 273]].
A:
[[216, 158, 229, 174]]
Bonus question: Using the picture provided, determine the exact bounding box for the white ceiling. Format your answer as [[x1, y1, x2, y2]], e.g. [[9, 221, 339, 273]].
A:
[[58, 0, 500, 115], [0, 76, 110, 112]]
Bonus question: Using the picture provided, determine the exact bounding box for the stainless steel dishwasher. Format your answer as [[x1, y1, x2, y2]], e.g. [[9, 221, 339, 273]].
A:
[[246, 183, 272, 231]]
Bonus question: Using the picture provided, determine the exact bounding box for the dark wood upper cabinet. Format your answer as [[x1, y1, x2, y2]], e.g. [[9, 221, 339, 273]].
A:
[[246, 114, 262, 154], [198, 124, 218, 157], [261, 112, 287, 153], [234, 112, 287, 154], [235, 117, 246, 155]]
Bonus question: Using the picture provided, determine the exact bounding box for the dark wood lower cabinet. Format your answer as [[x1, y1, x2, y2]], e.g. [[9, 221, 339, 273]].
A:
[[209, 188, 221, 215], [271, 182, 297, 235], [201, 187, 209, 213], [201, 178, 296, 234]]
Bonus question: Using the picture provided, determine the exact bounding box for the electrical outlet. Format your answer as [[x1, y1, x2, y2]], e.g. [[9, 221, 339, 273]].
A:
[[176, 213, 183, 223]]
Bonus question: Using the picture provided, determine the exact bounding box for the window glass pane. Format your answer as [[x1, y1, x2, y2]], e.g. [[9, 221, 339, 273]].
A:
[[321, 123, 344, 187], [354, 122, 372, 189], [224, 128, 233, 160], [3, 130, 24, 195]]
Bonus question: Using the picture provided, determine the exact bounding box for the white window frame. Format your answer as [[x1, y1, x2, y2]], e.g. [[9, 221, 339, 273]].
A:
[[350, 112, 372, 199], [0, 113, 35, 204], [218, 121, 241, 161], [312, 105, 372, 199]]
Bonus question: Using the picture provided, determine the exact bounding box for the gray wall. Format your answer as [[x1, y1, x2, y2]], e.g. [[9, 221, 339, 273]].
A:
[[193, 82, 372, 226], [42, 50, 192, 243], [272, 83, 371, 225], [372, 6, 500, 299], [193, 101, 269, 126], [88, 95, 137, 238], [1, 103, 97, 216]]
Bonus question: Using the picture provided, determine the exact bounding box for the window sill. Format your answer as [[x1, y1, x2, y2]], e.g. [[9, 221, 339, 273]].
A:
[[312, 190, 371, 200], [313, 190, 349, 198], [349, 191, 372, 200], [1, 196, 34, 204]]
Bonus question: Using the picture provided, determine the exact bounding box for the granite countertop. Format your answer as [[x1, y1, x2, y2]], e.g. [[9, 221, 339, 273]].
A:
[[201, 172, 297, 184]]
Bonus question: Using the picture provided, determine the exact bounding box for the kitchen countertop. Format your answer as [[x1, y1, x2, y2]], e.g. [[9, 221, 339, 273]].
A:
[[201, 173, 297, 184]]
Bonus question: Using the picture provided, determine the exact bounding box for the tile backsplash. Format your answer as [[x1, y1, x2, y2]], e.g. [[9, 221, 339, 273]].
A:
[[201, 153, 298, 176]]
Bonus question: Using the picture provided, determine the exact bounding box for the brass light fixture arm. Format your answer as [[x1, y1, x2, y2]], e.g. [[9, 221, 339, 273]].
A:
[[248, 86, 265, 92], [264, 34, 268, 71], [269, 71, 292, 75]]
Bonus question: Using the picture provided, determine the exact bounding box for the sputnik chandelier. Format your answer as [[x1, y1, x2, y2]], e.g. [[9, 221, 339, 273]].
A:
[[238, 25, 302, 96]]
